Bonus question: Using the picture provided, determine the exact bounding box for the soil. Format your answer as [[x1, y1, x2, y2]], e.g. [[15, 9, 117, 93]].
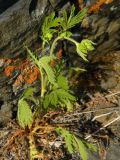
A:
[[0, 88, 120, 160]]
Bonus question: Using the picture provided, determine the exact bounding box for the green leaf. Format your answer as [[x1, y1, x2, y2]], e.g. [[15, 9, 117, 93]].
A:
[[22, 87, 39, 106], [56, 127, 75, 153], [66, 100, 73, 112], [76, 39, 95, 61], [61, 5, 87, 31], [83, 141, 97, 152], [57, 74, 69, 90], [71, 67, 86, 72], [27, 48, 56, 85], [57, 89, 76, 103], [42, 12, 62, 45], [73, 136, 88, 160], [56, 127, 93, 160], [60, 31, 73, 38], [22, 87, 36, 99], [38, 56, 56, 85], [17, 99, 33, 129], [56, 127, 88, 160], [43, 88, 76, 109], [43, 94, 50, 109]]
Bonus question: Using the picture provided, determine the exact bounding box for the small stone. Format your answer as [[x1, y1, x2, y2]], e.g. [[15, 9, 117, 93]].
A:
[[0, 59, 4, 67], [0, 101, 13, 124]]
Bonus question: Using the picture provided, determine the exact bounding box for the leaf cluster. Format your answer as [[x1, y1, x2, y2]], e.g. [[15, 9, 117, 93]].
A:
[[60, 5, 87, 32], [41, 5, 87, 46], [43, 74, 76, 111], [17, 88, 36, 128], [56, 127, 97, 160], [41, 12, 61, 46], [23, 48, 75, 112]]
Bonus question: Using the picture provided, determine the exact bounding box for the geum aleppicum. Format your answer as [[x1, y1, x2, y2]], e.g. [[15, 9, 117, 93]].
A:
[[17, 5, 96, 160]]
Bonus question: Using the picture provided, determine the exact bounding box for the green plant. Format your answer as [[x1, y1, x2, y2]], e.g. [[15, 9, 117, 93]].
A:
[[17, 5, 96, 160], [56, 127, 97, 160]]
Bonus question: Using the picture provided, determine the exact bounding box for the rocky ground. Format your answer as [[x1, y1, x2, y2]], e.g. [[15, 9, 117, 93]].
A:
[[0, 91, 120, 160]]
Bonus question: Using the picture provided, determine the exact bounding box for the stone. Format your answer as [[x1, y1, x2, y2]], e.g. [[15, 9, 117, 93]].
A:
[[0, 0, 63, 58]]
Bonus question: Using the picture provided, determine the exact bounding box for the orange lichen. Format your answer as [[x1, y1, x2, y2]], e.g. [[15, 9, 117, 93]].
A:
[[88, 0, 113, 14], [3, 49, 64, 86], [24, 66, 40, 84], [20, 60, 30, 70], [13, 74, 24, 87], [4, 66, 17, 77]]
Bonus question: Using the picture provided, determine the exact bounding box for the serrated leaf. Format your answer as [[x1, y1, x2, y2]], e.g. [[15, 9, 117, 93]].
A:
[[17, 99, 33, 129], [83, 141, 97, 152], [27, 48, 56, 85], [57, 89, 76, 102], [57, 74, 69, 90], [26, 47, 39, 65], [56, 127, 90, 160], [21, 87, 39, 106], [66, 100, 73, 112], [43, 88, 75, 109], [38, 56, 56, 85], [73, 136, 88, 160], [56, 127, 74, 153], [22, 87, 36, 99], [43, 94, 50, 109], [42, 12, 62, 44], [76, 40, 95, 61], [60, 31, 73, 38], [61, 5, 87, 31], [61, 10, 68, 30]]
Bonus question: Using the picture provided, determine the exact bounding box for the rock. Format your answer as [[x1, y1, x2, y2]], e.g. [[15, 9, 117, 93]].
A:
[[73, 0, 120, 93], [106, 144, 120, 160], [0, 0, 63, 58], [0, 59, 4, 67], [0, 101, 13, 125], [86, 0, 120, 54], [91, 50, 120, 92], [0, 0, 19, 14]]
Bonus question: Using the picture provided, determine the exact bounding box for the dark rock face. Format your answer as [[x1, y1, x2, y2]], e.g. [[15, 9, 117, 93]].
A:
[[0, 0, 19, 14], [0, 74, 13, 125], [0, 0, 62, 58], [77, 0, 120, 92], [85, 0, 120, 54]]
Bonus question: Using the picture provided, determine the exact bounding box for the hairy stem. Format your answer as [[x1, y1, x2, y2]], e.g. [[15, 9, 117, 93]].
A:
[[26, 47, 45, 99], [50, 36, 62, 57], [40, 68, 45, 98], [50, 36, 78, 57], [63, 36, 78, 45]]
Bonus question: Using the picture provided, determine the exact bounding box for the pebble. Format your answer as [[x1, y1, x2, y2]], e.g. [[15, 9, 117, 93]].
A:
[[0, 59, 4, 67]]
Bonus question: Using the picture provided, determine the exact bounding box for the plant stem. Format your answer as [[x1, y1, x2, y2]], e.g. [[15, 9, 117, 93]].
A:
[[64, 36, 77, 45], [26, 47, 45, 99], [50, 36, 78, 57], [39, 68, 45, 98], [50, 36, 62, 57]]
